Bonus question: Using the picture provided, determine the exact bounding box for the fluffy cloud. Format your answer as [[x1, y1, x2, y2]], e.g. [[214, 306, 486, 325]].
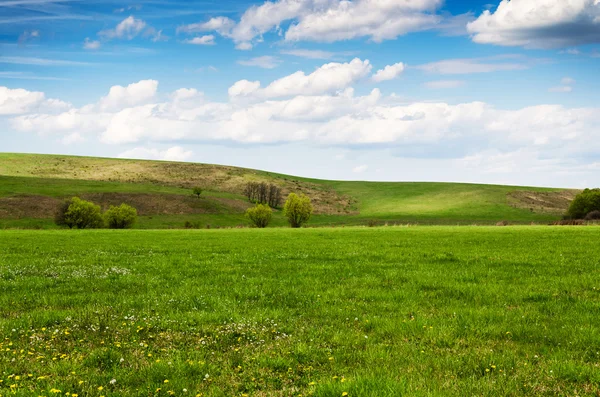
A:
[[99, 16, 147, 40], [98, 80, 159, 111], [468, 0, 600, 49], [230, 58, 372, 99], [0, 87, 69, 115], [372, 62, 405, 82], [118, 146, 193, 162], [7, 61, 600, 170], [183, 35, 215, 45], [179, 0, 444, 49]]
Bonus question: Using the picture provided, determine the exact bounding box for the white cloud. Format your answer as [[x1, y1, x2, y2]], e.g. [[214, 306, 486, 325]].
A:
[[353, 165, 368, 173], [415, 57, 528, 74], [182, 0, 444, 49], [372, 62, 405, 82], [83, 37, 101, 50], [424, 80, 465, 89], [228, 80, 261, 98], [99, 16, 147, 40], [237, 56, 281, 69], [118, 146, 193, 162], [261, 58, 371, 98], [280, 49, 337, 60], [468, 0, 600, 49], [0, 86, 69, 115], [7, 63, 600, 172], [561, 77, 576, 85], [98, 80, 159, 111], [183, 35, 215, 45]]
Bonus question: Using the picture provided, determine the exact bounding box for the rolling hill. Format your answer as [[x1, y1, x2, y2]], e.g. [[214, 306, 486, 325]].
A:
[[0, 153, 577, 229]]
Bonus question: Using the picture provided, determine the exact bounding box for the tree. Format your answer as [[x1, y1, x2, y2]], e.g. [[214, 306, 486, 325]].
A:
[[55, 198, 75, 229], [62, 197, 104, 229], [245, 204, 272, 228], [244, 182, 282, 208], [192, 187, 203, 198], [105, 203, 138, 229], [283, 193, 313, 228], [567, 188, 600, 219]]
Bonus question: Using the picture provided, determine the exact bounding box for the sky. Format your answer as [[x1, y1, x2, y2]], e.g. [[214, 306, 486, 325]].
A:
[[1, 0, 599, 188]]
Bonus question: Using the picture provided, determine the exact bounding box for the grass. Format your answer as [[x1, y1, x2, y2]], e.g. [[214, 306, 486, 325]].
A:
[[0, 153, 577, 228], [1, 226, 599, 396]]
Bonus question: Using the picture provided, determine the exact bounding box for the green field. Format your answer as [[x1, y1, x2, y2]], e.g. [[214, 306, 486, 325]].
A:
[[1, 227, 599, 396], [0, 153, 578, 228]]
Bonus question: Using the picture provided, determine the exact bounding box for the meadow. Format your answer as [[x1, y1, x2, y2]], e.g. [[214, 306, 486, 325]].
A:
[[0, 154, 578, 229], [1, 226, 599, 396]]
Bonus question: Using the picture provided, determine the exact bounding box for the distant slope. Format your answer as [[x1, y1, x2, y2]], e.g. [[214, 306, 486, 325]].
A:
[[0, 153, 578, 229]]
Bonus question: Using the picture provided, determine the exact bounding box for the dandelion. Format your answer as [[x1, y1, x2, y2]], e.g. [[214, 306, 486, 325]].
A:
[[164, 379, 169, 383], [342, 393, 349, 396], [97, 386, 104, 391], [50, 389, 61, 394]]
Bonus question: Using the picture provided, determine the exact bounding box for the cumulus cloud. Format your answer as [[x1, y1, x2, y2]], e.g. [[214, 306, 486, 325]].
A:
[[99, 16, 147, 40], [179, 0, 444, 49], [98, 80, 159, 111], [183, 35, 216, 45], [467, 0, 600, 49], [7, 60, 600, 175], [372, 62, 405, 82], [118, 146, 194, 162], [0, 86, 69, 115]]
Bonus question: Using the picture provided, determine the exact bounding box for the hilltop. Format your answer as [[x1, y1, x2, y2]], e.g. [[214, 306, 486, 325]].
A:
[[0, 153, 577, 229]]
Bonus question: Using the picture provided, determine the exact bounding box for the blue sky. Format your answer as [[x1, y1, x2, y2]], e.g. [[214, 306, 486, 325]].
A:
[[1, 0, 600, 187]]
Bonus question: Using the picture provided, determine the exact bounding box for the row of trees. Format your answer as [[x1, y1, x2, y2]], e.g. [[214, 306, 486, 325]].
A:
[[245, 193, 313, 228], [55, 197, 138, 229], [244, 182, 282, 208], [567, 188, 600, 220]]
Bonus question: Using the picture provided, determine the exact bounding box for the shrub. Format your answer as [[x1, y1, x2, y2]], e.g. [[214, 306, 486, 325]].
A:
[[367, 219, 378, 227], [104, 204, 138, 229], [567, 188, 600, 219], [192, 187, 203, 198], [184, 221, 201, 229], [496, 221, 509, 226], [55, 198, 75, 229], [245, 204, 272, 228], [283, 193, 313, 228], [585, 210, 600, 221], [63, 197, 104, 229]]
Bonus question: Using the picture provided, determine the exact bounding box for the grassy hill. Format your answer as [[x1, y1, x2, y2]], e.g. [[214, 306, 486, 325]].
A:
[[0, 153, 577, 229]]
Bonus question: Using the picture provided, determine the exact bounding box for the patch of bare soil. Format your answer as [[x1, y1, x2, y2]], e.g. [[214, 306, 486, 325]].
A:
[[507, 190, 579, 215], [0, 195, 60, 218]]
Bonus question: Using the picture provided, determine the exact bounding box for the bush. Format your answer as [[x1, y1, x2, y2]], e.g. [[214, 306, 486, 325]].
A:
[[567, 188, 600, 219], [283, 193, 313, 228], [585, 210, 600, 221], [62, 197, 103, 229], [244, 182, 282, 208], [245, 204, 272, 228], [104, 204, 138, 229], [55, 198, 75, 229], [192, 187, 203, 198]]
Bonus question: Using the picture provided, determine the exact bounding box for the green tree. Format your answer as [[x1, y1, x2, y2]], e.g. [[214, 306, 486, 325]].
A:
[[55, 198, 76, 229], [105, 203, 138, 229], [192, 187, 203, 198], [283, 193, 313, 228], [63, 197, 104, 229], [245, 204, 272, 228], [567, 188, 600, 219]]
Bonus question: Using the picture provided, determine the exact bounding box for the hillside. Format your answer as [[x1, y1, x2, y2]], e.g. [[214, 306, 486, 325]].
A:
[[0, 153, 578, 229]]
